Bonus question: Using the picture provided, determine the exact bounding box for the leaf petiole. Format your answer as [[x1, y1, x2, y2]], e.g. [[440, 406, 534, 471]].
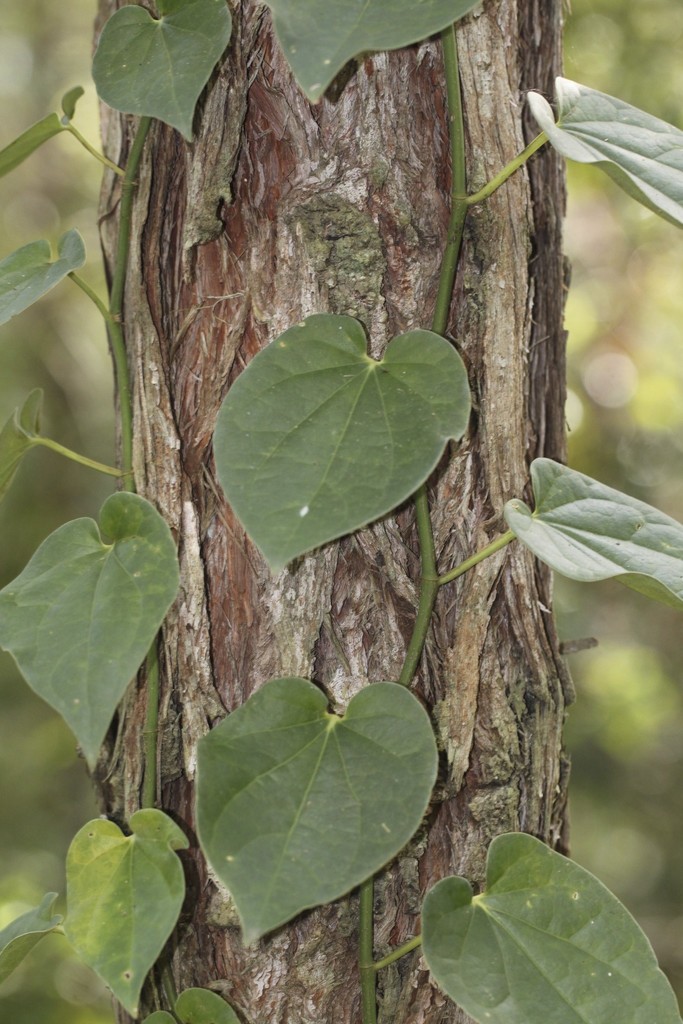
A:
[[29, 436, 123, 477], [65, 123, 125, 176], [463, 132, 548, 206], [436, 530, 515, 587], [372, 934, 422, 972]]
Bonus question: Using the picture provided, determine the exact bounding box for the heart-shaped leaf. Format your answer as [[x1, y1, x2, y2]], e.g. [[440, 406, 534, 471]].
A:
[[422, 833, 681, 1024], [213, 315, 470, 572], [197, 678, 438, 943], [504, 458, 683, 610], [264, 0, 482, 102], [0, 389, 42, 504], [528, 78, 683, 228], [93, 0, 232, 140], [65, 810, 188, 1016], [0, 114, 65, 179], [0, 893, 62, 985], [175, 987, 240, 1023], [0, 230, 85, 326], [0, 492, 180, 767]]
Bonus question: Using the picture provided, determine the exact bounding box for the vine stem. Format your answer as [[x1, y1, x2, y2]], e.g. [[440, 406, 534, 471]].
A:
[[65, 123, 125, 176], [372, 935, 423, 972], [109, 115, 152, 492], [359, 24, 468, 1024], [29, 437, 123, 477], [141, 642, 160, 809]]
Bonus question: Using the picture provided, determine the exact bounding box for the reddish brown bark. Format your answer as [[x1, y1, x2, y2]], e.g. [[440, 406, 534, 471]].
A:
[[95, 2, 571, 1021]]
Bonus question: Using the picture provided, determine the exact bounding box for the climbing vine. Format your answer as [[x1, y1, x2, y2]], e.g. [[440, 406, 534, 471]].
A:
[[1, 1, 683, 1022]]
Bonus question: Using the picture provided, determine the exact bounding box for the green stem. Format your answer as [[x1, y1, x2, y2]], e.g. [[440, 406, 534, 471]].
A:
[[65, 123, 125, 176], [109, 115, 152, 491], [464, 132, 548, 206], [436, 530, 516, 586], [159, 960, 178, 1015], [29, 437, 123, 478], [397, 23, 468, 690], [373, 935, 423, 972], [359, 877, 377, 1024], [360, 25, 469, 1024], [141, 642, 160, 810], [68, 271, 113, 325]]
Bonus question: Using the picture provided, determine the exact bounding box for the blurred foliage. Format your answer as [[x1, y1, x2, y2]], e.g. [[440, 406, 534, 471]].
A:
[[563, 0, 683, 1003], [0, 0, 682, 1019]]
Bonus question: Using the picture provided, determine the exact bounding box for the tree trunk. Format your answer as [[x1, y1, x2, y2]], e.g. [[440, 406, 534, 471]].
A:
[[95, 1, 571, 1021]]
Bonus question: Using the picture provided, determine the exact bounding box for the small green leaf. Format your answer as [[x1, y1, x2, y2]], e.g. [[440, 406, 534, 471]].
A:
[[93, 0, 232, 140], [65, 810, 188, 1016], [0, 114, 65, 179], [264, 0, 482, 102], [0, 390, 42, 503], [0, 893, 62, 985], [176, 987, 240, 1023], [422, 833, 682, 1024], [213, 314, 470, 572], [0, 230, 86, 326], [0, 492, 180, 766], [197, 678, 438, 943], [61, 86, 85, 121], [528, 78, 683, 228], [504, 458, 683, 610]]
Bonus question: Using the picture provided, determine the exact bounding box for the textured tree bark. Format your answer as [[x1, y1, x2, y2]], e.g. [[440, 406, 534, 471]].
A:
[[95, 1, 571, 1021]]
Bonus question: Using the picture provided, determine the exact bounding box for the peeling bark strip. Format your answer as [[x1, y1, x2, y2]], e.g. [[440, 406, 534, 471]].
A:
[[96, 1, 570, 1021]]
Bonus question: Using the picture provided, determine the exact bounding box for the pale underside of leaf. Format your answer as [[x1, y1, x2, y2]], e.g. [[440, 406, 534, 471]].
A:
[[528, 78, 683, 227], [504, 458, 683, 609], [0, 893, 62, 984]]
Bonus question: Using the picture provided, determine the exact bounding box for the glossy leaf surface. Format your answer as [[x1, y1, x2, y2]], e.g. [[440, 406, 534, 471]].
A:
[[504, 458, 683, 610], [197, 678, 438, 942], [93, 0, 232, 139], [175, 988, 240, 1023], [265, 0, 482, 101], [65, 811, 188, 1016], [0, 893, 62, 985], [213, 314, 470, 572], [0, 230, 85, 326], [0, 492, 180, 766], [0, 114, 64, 179], [528, 78, 683, 227], [422, 833, 682, 1024], [0, 389, 42, 504]]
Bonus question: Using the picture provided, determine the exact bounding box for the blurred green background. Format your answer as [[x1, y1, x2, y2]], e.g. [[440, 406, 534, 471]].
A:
[[0, 0, 682, 1019]]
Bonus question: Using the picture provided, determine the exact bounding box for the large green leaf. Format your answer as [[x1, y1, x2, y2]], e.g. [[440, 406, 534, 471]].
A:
[[65, 811, 188, 1016], [504, 458, 683, 610], [528, 78, 683, 228], [0, 492, 180, 767], [0, 389, 42, 504], [175, 988, 240, 1023], [213, 315, 470, 572], [0, 893, 62, 985], [197, 678, 438, 943], [422, 833, 682, 1024], [0, 114, 64, 179], [264, 0, 482, 102], [0, 230, 85, 326], [93, 0, 232, 140]]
